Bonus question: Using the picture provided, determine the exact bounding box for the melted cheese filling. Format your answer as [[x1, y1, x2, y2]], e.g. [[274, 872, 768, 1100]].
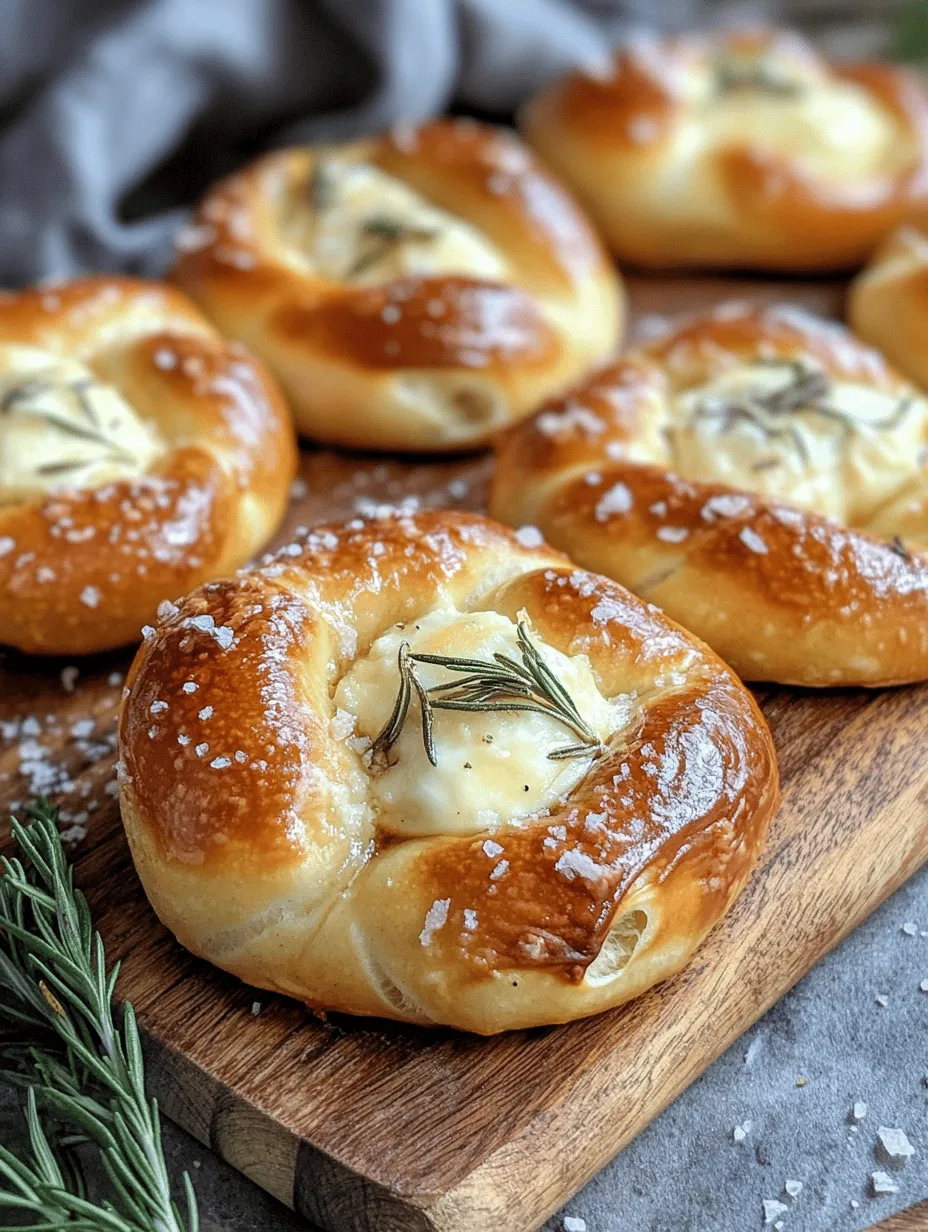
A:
[[706, 80, 904, 183], [668, 361, 928, 526], [335, 608, 628, 837], [283, 160, 508, 286], [0, 346, 164, 504], [665, 47, 912, 186]]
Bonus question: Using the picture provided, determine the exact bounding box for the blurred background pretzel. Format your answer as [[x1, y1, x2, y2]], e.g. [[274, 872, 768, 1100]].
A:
[[520, 28, 928, 271], [492, 303, 928, 686], [0, 277, 296, 655], [171, 119, 624, 452]]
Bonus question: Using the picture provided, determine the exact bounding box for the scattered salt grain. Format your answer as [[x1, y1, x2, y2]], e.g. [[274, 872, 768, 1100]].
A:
[[79, 585, 101, 609], [331, 709, 356, 740], [210, 757, 231, 770], [850, 1101, 868, 1123], [920, 979, 928, 993], [762, 1199, 787, 1224], [876, 1126, 914, 1170], [656, 525, 688, 543], [419, 898, 450, 947], [594, 482, 633, 521], [739, 527, 769, 555], [783, 1180, 802, 1199], [733, 1120, 752, 1142], [871, 1171, 899, 1196], [251, 1002, 262, 1015], [902, 921, 918, 936], [198, 706, 213, 720], [875, 994, 889, 1007], [482, 839, 504, 858], [182, 682, 197, 693], [60, 666, 79, 692], [563, 1218, 587, 1232], [514, 525, 544, 548]]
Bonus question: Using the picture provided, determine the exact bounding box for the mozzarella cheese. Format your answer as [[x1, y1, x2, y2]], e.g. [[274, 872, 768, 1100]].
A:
[[0, 346, 163, 504], [669, 361, 928, 526], [334, 607, 629, 837], [282, 160, 509, 286]]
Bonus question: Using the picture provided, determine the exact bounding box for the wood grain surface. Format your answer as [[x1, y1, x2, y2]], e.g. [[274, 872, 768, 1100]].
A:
[[2, 274, 927, 1232], [872, 1204, 928, 1231]]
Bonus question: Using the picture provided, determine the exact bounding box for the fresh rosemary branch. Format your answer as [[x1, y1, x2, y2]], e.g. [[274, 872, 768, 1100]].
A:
[[371, 619, 603, 768], [347, 215, 438, 279], [0, 800, 198, 1232]]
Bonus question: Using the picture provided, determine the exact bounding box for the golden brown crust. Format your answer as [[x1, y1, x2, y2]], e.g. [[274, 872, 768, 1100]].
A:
[[491, 303, 928, 687], [274, 276, 559, 372], [520, 30, 928, 272], [849, 224, 928, 390], [118, 510, 777, 1033], [0, 277, 296, 655], [170, 119, 623, 451]]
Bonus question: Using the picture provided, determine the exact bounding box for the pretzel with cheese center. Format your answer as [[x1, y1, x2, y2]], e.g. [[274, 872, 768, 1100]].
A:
[[0, 277, 296, 655], [118, 511, 777, 1034], [170, 118, 624, 452], [491, 303, 928, 687], [520, 29, 928, 271]]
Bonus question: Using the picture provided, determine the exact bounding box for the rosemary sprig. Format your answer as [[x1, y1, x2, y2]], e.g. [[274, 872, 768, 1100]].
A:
[[689, 360, 914, 466], [347, 215, 438, 279], [715, 54, 803, 97], [308, 159, 336, 211], [370, 619, 603, 768], [1, 376, 137, 471], [0, 800, 198, 1232]]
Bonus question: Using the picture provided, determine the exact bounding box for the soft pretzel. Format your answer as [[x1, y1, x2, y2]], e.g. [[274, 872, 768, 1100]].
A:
[[169, 118, 623, 452], [520, 29, 928, 272], [0, 277, 296, 655], [117, 510, 777, 1034], [491, 303, 928, 687], [849, 224, 928, 389]]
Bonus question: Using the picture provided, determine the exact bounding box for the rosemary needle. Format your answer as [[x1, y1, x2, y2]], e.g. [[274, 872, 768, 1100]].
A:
[[371, 620, 603, 767]]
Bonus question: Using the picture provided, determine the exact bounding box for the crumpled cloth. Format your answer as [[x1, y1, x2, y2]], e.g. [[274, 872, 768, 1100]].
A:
[[0, 0, 692, 286]]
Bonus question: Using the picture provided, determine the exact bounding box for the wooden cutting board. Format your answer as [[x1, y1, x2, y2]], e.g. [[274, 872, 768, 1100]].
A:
[[2, 274, 927, 1232]]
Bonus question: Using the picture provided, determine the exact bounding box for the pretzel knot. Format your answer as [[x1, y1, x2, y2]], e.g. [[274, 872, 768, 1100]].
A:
[[0, 277, 296, 654], [170, 118, 623, 452], [520, 29, 928, 271], [118, 510, 777, 1034], [491, 302, 928, 687]]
